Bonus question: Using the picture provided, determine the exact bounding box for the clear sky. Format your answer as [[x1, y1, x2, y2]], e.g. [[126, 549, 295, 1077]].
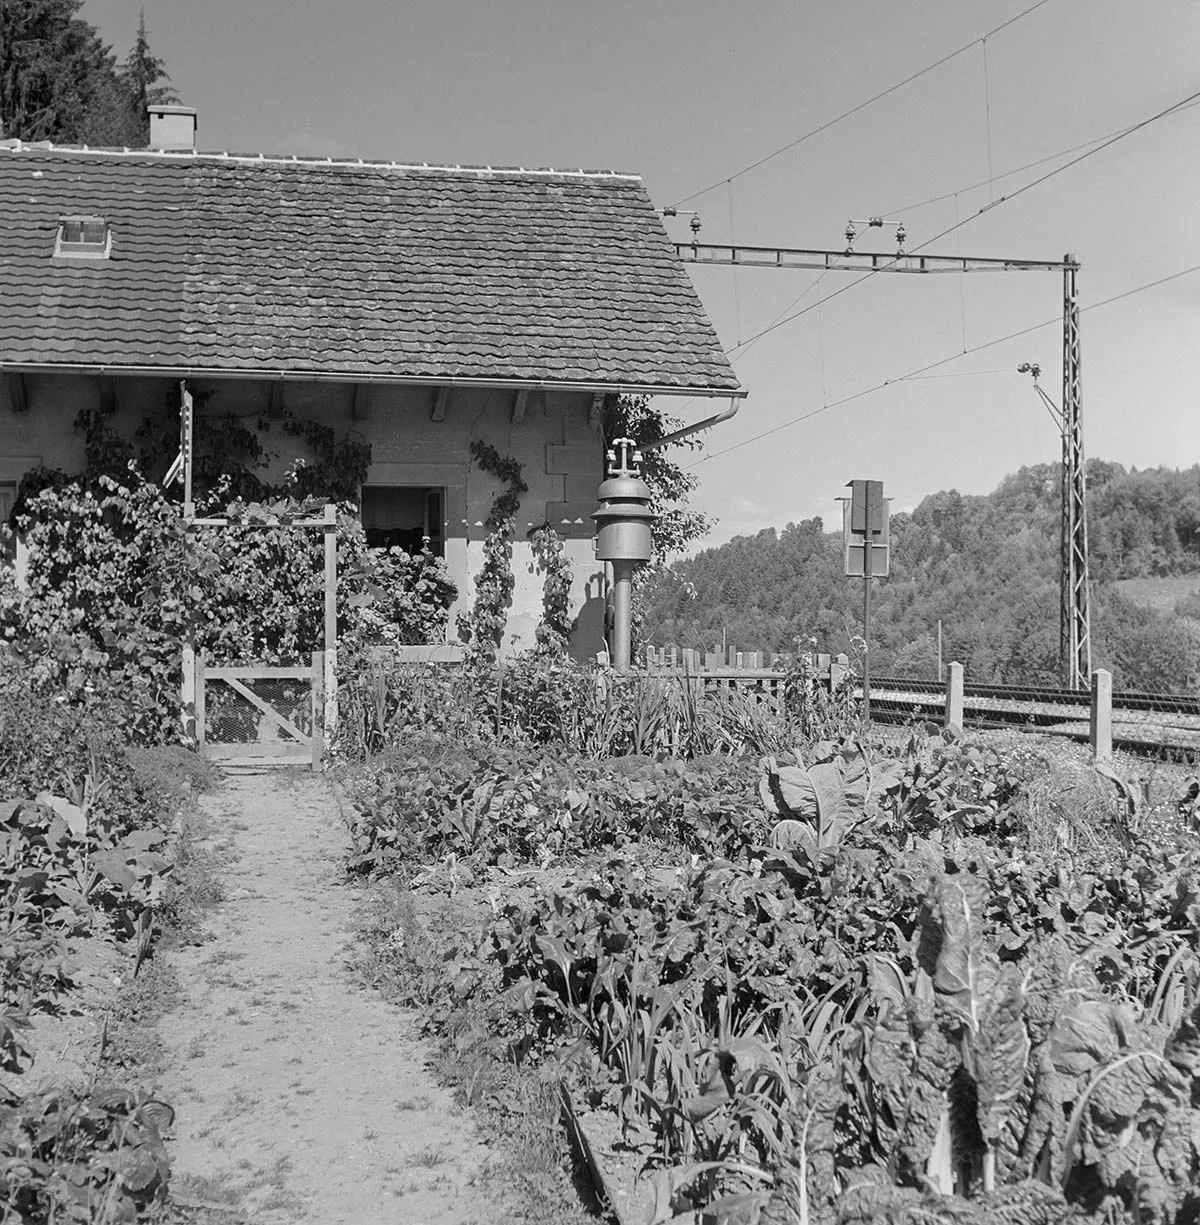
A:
[[86, 0, 1200, 548]]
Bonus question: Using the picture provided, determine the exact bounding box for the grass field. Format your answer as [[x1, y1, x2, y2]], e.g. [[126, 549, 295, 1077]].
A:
[[1116, 571, 1200, 613]]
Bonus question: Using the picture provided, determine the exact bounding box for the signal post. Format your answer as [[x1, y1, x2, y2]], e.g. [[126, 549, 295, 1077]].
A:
[[844, 480, 889, 721]]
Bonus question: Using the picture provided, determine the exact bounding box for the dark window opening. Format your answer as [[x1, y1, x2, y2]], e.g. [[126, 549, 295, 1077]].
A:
[[0, 482, 16, 563], [361, 486, 444, 556]]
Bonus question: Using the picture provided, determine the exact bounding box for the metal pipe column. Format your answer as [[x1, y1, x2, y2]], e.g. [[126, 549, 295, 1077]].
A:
[[610, 560, 635, 670]]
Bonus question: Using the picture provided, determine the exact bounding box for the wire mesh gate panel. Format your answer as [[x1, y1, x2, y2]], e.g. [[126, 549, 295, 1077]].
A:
[[196, 653, 325, 770]]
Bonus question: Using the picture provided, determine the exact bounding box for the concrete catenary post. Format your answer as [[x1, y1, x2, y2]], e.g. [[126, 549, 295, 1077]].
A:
[[945, 661, 964, 732], [1091, 668, 1113, 762]]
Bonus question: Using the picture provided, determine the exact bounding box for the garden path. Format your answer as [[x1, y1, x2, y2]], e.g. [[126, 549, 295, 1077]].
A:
[[157, 769, 508, 1225]]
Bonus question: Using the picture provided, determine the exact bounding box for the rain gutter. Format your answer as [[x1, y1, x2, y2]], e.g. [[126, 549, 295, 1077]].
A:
[[0, 360, 746, 401]]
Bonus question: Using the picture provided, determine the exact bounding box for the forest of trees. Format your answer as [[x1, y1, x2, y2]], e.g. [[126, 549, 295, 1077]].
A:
[[642, 461, 1200, 693], [1, 1, 175, 146]]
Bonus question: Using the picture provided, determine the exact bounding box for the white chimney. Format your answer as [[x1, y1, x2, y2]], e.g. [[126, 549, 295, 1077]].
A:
[[148, 105, 197, 152]]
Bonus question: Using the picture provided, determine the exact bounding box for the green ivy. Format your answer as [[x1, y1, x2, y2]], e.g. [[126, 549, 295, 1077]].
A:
[[530, 525, 573, 656], [71, 383, 372, 506], [457, 442, 528, 663]]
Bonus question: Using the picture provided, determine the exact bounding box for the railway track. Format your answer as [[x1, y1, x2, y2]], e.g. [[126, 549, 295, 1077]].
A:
[[864, 676, 1200, 754]]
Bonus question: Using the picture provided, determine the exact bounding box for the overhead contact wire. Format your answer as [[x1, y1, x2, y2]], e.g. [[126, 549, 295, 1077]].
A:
[[882, 96, 1200, 219], [691, 261, 1200, 467], [719, 85, 1200, 355], [669, 0, 1056, 208]]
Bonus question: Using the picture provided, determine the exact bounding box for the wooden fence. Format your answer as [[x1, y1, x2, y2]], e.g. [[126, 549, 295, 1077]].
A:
[[640, 645, 850, 708]]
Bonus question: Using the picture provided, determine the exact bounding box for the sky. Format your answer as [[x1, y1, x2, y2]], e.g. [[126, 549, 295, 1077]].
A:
[[85, 0, 1200, 549]]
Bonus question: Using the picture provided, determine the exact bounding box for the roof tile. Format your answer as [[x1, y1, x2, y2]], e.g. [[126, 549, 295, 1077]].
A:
[[0, 146, 740, 395]]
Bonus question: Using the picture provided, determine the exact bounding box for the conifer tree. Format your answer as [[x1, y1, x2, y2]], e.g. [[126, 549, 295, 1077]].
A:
[[0, 1, 175, 146], [117, 9, 176, 143]]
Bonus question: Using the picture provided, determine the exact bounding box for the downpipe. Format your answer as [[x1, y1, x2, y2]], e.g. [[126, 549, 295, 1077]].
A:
[[638, 397, 740, 452]]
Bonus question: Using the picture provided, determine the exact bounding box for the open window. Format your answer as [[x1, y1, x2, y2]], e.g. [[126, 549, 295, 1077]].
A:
[[360, 486, 444, 556], [53, 216, 112, 260]]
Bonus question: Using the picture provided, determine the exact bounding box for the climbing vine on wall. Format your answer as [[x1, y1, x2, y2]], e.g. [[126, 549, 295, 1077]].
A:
[[61, 383, 372, 506], [457, 441, 528, 663], [530, 525, 573, 656]]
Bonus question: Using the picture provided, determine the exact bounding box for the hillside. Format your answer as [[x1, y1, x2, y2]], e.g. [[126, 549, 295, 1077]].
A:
[[642, 461, 1200, 692]]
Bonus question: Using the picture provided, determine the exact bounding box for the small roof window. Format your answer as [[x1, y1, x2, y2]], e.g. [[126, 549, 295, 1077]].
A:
[[54, 216, 111, 260]]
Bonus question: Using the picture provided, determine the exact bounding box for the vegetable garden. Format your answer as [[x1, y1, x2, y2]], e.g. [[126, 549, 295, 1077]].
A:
[[7, 459, 1200, 1223], [0, 660, 214, 1222], [339, 658, 1200, 1225]]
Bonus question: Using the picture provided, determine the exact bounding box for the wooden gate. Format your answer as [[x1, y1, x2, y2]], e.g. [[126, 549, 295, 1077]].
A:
[[193, 651, 325, 770]]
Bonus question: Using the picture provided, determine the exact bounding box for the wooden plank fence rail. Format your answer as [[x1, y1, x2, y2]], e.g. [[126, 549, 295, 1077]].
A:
[[206, 666, 313, 680], [640, 645, 850, 709]]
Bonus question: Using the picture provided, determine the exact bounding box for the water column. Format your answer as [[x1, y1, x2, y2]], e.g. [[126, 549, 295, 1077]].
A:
[[591, 438, 656, 670]]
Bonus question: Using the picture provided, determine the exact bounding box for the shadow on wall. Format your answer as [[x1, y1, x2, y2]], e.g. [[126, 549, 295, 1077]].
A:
[[570, 572, 608, 662]]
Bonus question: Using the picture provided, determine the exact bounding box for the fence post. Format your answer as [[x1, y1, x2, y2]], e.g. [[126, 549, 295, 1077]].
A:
[[194, 649, 206, 753], [831, 653, 849, 690], [945, 661, 964, 731], [1090, 668, 1113, 763], [311, 651, 325, 772], [323, 504, 338, 749], [681, 648, 702, 704], [181, 640, 195, 747]]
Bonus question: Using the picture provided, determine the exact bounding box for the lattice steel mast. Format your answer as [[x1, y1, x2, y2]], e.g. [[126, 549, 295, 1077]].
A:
[[1061, 255, 1091, 689], [673, 238, 1092, 688]]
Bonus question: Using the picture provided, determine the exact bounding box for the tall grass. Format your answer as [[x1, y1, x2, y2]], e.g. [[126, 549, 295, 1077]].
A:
[[335, 654, 862, 763]]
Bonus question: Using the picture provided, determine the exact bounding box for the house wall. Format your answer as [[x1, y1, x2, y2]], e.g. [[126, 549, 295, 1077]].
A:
[[0, 372, 609, 659]]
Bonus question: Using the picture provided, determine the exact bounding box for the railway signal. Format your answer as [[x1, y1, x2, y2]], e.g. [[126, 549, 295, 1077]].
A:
[[844, 480, 889, 721]]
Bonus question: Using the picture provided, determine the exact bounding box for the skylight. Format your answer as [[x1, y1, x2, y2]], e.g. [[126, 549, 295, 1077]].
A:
[[53, 216, 111, 260]]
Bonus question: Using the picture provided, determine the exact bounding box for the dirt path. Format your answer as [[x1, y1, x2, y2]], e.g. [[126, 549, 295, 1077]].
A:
[[158, 769, 509, 1225]]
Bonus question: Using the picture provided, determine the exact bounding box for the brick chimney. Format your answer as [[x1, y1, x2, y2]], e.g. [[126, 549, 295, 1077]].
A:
[[148, 105, 197, 152]]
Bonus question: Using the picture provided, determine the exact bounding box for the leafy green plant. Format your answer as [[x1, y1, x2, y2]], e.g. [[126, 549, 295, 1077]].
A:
[[0, 1084, 174, 1222], [760, 739, 903, 864], [782, 654, 862, 745]]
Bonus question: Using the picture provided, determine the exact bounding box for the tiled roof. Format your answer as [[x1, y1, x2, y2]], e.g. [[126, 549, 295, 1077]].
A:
[[0, 144, 742, 396]]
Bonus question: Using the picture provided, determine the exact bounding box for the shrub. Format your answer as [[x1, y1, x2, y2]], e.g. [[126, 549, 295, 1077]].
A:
[[2, 471, 456, 742], [0, 663, 200, 834]]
